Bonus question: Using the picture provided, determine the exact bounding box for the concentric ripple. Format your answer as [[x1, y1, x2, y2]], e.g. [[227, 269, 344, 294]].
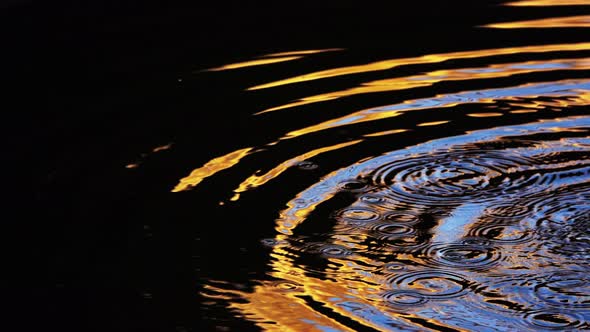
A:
[[368, 222, 416, 241], [382, 290, 428, 308], [471, 224, 534, 244], [387, 271, 472, 299], [215, 115, 590, 332], [421, 243, 502, 271], [299, 242, 354, 258], [535, 274, 590, 308], [484, 203, 533, 219], [370, 151, 538, 206], [190, 3, 590, 329], [336, 208, 381, 224], [522, 310, 586, 330]]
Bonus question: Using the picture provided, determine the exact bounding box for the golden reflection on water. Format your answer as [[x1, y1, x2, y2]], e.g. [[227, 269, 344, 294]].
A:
[[195, 3, 590, 326], [125, 143, 173, 169], [230, 140, 362, 201], [258, 58, 590, 114], [211, 241, 470, 332], [172, 147, 252, 192], [204, 48, 344, 72], [416, 120, 451, 126], [467, 112, 504, 117], [484, 15, 590, 28], [204, 56, 304, 71], [247, 42, 590, 91], [152, 143, 173, 152], [282, 79, 590, 139], [261, 48, 344, 57], [363, 128, 409, 137], [174, 86, 590, 193], [505, 0, 590, 6], [510, 109, 539, 113]]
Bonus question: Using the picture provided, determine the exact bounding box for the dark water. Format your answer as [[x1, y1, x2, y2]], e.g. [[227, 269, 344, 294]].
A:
[[34, 0, 590, 331]]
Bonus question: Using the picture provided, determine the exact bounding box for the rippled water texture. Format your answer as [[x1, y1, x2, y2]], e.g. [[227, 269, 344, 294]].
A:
[[190, 1, 590, 331]]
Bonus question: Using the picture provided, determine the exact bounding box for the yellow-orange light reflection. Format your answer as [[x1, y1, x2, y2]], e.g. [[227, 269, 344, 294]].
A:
[[261, 48, 344, 57], [248, 42, 590, 91], [363, 129, 409, 137], [256, 57, 590, 114], [510, 109, 539, 113], [152, 143, 173, 152], [286, 111, 403, 138], [417, 120, 451, 126], [467, 112, 504, 117], [505, 0, 590, 6], [230, 140, 362, 201], [204, 56, 303, 71], [280, 79, 590, 140], [172, 147, 252, 192], [484, 15, 590, 28]]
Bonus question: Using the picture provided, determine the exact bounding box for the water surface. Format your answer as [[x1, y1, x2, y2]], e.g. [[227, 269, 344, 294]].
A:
[[183, 1, 590, 330], [37, 0, 590, 331]]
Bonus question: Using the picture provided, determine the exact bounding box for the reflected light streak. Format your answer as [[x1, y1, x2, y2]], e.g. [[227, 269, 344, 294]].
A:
[[505, 0, 590, 6], [417, 120, 451, 126], [484, 15, 590, 28], [282, 79, 590, 139], [257, 58, 590, 114], [230, 140, 362, 201], [247, 42, 590, 91], [152, 143, 173, 152], [172, 147, 252, 192], [262, 48, 344, 57], [467, 112, 504, 117], [510, 109, 539, 113], [205, 56, 303, 71], [205, 48, 345, 72], [363, 129, 409, 137]]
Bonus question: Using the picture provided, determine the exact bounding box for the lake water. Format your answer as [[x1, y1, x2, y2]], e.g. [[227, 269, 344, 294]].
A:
[[37, 0, 590, 331]]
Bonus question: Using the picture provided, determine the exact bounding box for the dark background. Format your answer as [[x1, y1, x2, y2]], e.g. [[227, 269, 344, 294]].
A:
[[9, 0, 590, 331]]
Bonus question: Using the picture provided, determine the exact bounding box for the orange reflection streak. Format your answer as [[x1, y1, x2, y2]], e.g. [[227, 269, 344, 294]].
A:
[[363, 128, 409, 137], [417, 120, 451, 126], [484, 15, 590, 28], [467, 112, 504, 117], [505, 0, 590, 6], [282, 79, 590, 139], [256, 57, 590, 114], [230, 140, 362, 201], [152, 143, 172, 152], [510, 109, 539, 113], [248, 42, 590, 91], [125, 143, 173, 169], [261, 48, 344, 57], [205, 56, 303, 71], [171, 147, 252, 192]]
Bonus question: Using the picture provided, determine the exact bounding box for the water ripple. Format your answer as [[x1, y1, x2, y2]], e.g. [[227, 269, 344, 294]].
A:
[[189, 9, 590, 328], [387, 271, 472, 299]]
